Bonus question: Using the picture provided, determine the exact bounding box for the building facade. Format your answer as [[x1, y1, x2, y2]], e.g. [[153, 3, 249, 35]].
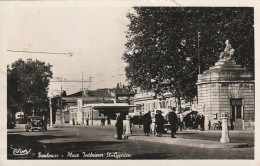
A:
[[197, 59, 254, 130]]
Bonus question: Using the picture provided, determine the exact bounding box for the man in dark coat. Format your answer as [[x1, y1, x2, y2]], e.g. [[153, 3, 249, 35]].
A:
[[200, 114, 205, 131], [168, 108, 178, 138], [115, 113, 124, 139], [143, 111, 152, 136], [41, 115, 47, 133], [155, 110, 166, 137]]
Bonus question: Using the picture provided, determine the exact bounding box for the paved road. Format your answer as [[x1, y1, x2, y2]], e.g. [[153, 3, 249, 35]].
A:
[[7, 125, 254, 159]]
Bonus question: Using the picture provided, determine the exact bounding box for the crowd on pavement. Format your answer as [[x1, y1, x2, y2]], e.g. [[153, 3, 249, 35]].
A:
[[115, 107, 206, 139]]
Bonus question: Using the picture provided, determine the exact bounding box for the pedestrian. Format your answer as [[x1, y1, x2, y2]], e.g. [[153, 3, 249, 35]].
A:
[[101, 117, 105, 126], [201, 114, 205, 131], [193, 113, 198, 129], [86, 116, 89, 126], [72, 118, 75, 125], [100, 117, 103, 126], [168, 108, 178, 138], [115, 113, 124, 139], [155, 110, 166, 137], [178, 114, 183, 131], [143, 111, 152, 136], [208, 120, 211, 130], [189, 114, 193, 129], [41, 115, 47, 133], [182, 115, 186, 130]]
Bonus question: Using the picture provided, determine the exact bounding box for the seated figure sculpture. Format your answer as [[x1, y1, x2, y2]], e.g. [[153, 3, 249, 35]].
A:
[[219, 40, 235, 60]]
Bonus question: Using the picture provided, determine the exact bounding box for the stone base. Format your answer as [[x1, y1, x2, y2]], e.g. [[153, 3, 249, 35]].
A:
[[220, 137, 230, 143]]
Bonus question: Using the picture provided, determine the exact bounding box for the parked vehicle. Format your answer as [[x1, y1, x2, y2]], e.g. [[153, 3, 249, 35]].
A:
[[25, 116, 44, 132]]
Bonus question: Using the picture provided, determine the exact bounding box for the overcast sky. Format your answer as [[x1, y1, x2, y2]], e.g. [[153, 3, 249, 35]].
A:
[[6, 5, 132, 95]]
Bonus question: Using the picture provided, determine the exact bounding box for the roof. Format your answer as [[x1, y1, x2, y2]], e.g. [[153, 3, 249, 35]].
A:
[[67, 89, 114, 98], [62, 97, 114, 103]]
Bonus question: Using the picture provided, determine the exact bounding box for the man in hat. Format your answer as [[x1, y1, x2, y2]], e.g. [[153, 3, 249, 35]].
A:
[[115, 113, 124, 139], [168, 107, 178, 138], [143, 111, 152, 136]]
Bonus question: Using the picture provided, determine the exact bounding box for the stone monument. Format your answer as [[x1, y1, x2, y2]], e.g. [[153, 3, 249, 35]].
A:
[[197, 40, 254, 130]]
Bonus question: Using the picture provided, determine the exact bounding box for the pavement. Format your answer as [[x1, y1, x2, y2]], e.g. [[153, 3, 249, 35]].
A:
[[128, 135, 248, 149], [14, 124, 251, 149], [127, 129, 251, 149]]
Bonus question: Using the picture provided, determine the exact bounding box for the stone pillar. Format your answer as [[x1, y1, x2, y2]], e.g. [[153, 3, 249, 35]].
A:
[[77, 99, 83, 125], [204, 116, 209, 131], [220, 112, 230, 143]]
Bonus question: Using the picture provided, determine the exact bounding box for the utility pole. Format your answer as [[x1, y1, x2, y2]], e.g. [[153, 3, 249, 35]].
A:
[[82, 72, 84, 96], [60, 77, 63, 125], [88, 77, 93, 90], [50, 75, 93, 125]]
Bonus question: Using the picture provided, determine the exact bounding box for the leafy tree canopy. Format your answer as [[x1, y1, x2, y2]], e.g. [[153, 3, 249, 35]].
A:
[[7, 58, 53, 116], [123, 7, 254, 102]]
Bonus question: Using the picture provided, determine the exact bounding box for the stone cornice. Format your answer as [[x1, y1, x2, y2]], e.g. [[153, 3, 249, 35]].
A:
[[196, 80, 254, 85]]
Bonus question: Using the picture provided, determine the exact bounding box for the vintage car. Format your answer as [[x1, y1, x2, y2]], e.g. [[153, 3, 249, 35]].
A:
[[25, 116, 43, 132]]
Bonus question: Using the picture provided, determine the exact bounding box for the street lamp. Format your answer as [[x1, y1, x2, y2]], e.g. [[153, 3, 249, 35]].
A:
[[28, 98, 33, 116], [49, 98, 53, 128], [47, 92, 54, 128], [197, 31, 201, 74]]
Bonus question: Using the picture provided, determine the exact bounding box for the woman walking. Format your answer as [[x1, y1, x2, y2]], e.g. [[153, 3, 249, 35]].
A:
[[143, 111, 152, 136], [155, 110, 166, 137]]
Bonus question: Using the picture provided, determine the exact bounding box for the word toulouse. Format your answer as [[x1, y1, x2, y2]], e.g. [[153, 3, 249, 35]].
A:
[[38, 152, 131, 159]]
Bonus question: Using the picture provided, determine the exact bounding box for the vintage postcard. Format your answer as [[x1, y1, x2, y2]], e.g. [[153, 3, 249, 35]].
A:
[[0, 0, 259, 166]]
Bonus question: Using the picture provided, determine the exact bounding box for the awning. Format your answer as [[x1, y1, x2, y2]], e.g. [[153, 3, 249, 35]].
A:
[[84, 103, 139, 109]]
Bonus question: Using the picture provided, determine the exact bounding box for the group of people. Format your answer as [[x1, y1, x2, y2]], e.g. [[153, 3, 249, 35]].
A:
[[142, 108, 178, 138], [114, 109, 205, 140], [184, 113, 205, 130]]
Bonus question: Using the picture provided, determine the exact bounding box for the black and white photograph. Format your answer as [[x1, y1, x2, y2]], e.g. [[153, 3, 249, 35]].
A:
[[0, 0, 259, 165]]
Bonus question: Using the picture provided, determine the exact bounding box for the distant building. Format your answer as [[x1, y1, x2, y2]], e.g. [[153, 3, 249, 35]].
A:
[[132, 90, 190, 118], [57, 86, 137, 126]]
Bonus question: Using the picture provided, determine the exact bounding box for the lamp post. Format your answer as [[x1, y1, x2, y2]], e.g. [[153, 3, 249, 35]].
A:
[[197, 31, 201, 74], [49, 98, 53, 128], [28, 97, 33, 116]]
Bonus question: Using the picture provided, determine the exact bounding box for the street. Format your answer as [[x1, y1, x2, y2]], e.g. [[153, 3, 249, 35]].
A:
[[8, 125, 254, 159]]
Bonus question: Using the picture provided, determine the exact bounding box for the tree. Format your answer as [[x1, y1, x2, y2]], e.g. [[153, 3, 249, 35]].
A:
[[7, 58, 53, 116], [123, 7, 254, 104]]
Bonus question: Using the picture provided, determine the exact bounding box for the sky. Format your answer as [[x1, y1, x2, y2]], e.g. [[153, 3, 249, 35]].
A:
[[5, 5, 132, 95]]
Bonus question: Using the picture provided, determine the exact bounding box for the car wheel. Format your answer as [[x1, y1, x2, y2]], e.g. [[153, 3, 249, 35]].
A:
[[26, 129, 28, 132]]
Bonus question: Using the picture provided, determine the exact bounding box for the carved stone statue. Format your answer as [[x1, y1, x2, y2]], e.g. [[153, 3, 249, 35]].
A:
[[219, 40, 235, 60]]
